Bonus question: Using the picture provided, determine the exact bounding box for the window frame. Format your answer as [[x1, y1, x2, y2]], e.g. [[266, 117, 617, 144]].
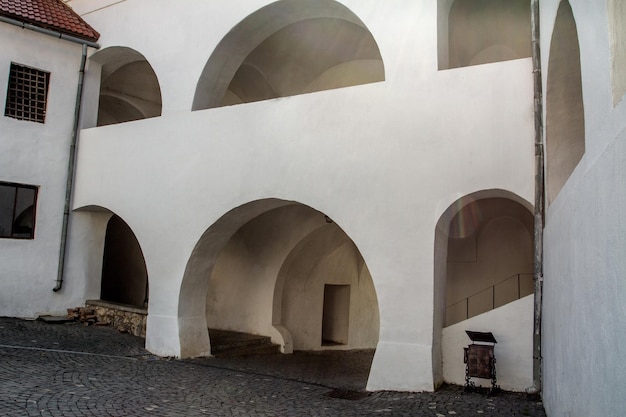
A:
[[4, 62, 51, 124], [0, 181, 39, 240]]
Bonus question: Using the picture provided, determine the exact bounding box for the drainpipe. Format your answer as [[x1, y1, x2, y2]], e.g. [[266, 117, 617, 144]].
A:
[[53, 43, 89, 292], [0, 15, 100, 292], [527, 0, 544, 395]]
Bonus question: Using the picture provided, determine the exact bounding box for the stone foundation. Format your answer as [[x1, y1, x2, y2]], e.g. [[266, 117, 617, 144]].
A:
[[85, 300, 147, 337]]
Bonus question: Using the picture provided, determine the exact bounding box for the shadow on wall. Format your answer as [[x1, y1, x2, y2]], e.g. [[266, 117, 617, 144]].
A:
[[439, 0, 531, 70], [545, 0, 585, 204], [100, 214, 148, 308]]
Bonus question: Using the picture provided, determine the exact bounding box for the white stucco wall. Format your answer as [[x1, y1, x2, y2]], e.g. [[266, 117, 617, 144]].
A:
[[442, 295, 533, 392], [62, 0, 535, 392], [0, 24, 99, 317], [541, 1, 626, 416]]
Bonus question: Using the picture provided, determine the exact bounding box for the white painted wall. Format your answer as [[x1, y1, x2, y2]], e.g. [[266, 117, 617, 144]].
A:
[[541, 0, 626, 416], [0, 24, 98, 318], [61, 0, 535, 392], [442, 295, 533, 392]]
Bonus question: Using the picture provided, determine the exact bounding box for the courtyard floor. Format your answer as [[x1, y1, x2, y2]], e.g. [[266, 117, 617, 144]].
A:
[[0, 317, 546, 416]]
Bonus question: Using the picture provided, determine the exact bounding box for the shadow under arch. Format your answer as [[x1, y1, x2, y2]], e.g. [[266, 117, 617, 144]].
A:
[[432, 189, 533, 386], [439, 0, 531, 70], [546, 0, 585, 204], [89, 46, 162, 126], [192, 0, 384, 110], [72, 205, 149, 309], [179, 198, 379, 359]]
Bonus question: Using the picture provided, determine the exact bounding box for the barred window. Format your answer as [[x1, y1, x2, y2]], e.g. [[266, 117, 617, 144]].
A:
[[4, 63, 50, 123], [0, 182, 38, 239]]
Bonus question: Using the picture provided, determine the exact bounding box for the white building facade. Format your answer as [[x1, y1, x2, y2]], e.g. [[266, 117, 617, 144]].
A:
[[0, 4, 99, 317], [1, 0, 624, 414]]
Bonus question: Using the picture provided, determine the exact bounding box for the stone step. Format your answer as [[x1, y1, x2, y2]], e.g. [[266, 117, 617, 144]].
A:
[[209, 328, 280, 357]]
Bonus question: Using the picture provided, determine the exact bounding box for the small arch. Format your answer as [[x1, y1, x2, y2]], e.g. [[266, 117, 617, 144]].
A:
[[90, 47, 162, 126], [546, 0, 585, 204], [192, 0, 384, 110], [441, 0, 531, 69], [100, 214, 149, 308]]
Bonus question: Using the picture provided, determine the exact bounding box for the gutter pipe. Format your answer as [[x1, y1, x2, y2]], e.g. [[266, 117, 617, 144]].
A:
[[528, 0, 545, 395], [0, 14, 101, 292], [0, 16, 100, 49]]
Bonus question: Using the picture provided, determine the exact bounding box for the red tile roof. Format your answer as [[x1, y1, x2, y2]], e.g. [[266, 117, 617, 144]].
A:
[[0, 0, 99, 42]]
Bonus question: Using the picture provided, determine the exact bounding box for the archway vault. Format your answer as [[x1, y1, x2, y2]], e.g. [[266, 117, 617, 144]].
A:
[[178, 198, 379, 359], [89, 46, 162, 126], [192, 0, 384, 110]]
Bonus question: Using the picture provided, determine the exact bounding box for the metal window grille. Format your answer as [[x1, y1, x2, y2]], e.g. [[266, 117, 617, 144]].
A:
[[4, 63, 50, 123], [0, 182, 38, 239]]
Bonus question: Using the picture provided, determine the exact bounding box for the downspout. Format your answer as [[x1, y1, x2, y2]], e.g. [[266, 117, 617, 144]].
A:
[[53, 43, 89, 292], [527, 0, 545, 395]]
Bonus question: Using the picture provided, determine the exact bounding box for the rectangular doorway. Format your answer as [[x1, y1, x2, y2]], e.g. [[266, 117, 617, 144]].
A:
[[322, 284, 350, 346]]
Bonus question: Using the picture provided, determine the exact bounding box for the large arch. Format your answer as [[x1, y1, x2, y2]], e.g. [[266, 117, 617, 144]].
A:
[[90, 46, 162, 126], [179, 198, 379, 360], [439, 0, 531, 69], [546, 0, 585, 204], [192, 0, 384, 110], [433, 189, 534, 390]]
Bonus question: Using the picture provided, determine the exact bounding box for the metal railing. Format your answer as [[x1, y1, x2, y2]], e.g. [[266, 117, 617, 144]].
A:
[[445, 273, 534, 327]]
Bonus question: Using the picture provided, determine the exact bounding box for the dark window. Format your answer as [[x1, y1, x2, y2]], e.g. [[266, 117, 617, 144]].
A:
[[4, 63, 50, 123], [0, 182, 38, 239]]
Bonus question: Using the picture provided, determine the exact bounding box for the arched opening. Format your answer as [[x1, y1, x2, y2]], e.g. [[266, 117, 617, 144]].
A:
[[179, 199, 379, 362], [609, 0, 626, 106], [434, 190, 535, 391], [444, 197, 533, 326], [546, 0, 585, 204], [90, 47, 162, 126], [441, 0, 531, 69], [100, 214, 149, 308], [192, 0, 384, 110]]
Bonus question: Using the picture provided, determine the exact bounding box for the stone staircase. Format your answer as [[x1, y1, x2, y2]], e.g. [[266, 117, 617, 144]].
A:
[[209, 328, 281, 357]]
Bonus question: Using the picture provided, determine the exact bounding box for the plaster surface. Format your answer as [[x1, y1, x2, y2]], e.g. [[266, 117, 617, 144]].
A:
[[442, 295, 534, 392], [541, 0, 626, 415]]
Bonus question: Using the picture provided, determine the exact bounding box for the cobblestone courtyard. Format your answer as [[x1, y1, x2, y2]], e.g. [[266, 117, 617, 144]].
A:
[[0, 318, 546, 416]]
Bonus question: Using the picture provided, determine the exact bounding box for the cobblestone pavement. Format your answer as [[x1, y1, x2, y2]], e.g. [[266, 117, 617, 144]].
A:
[[0, 318, 546, 416]]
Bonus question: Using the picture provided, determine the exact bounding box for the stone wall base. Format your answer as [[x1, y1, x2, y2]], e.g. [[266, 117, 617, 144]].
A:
[[85, 300, 147, 338]]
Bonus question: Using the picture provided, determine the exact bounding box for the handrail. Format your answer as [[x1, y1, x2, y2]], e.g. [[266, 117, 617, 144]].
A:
[[446, 273, 534, 326]]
